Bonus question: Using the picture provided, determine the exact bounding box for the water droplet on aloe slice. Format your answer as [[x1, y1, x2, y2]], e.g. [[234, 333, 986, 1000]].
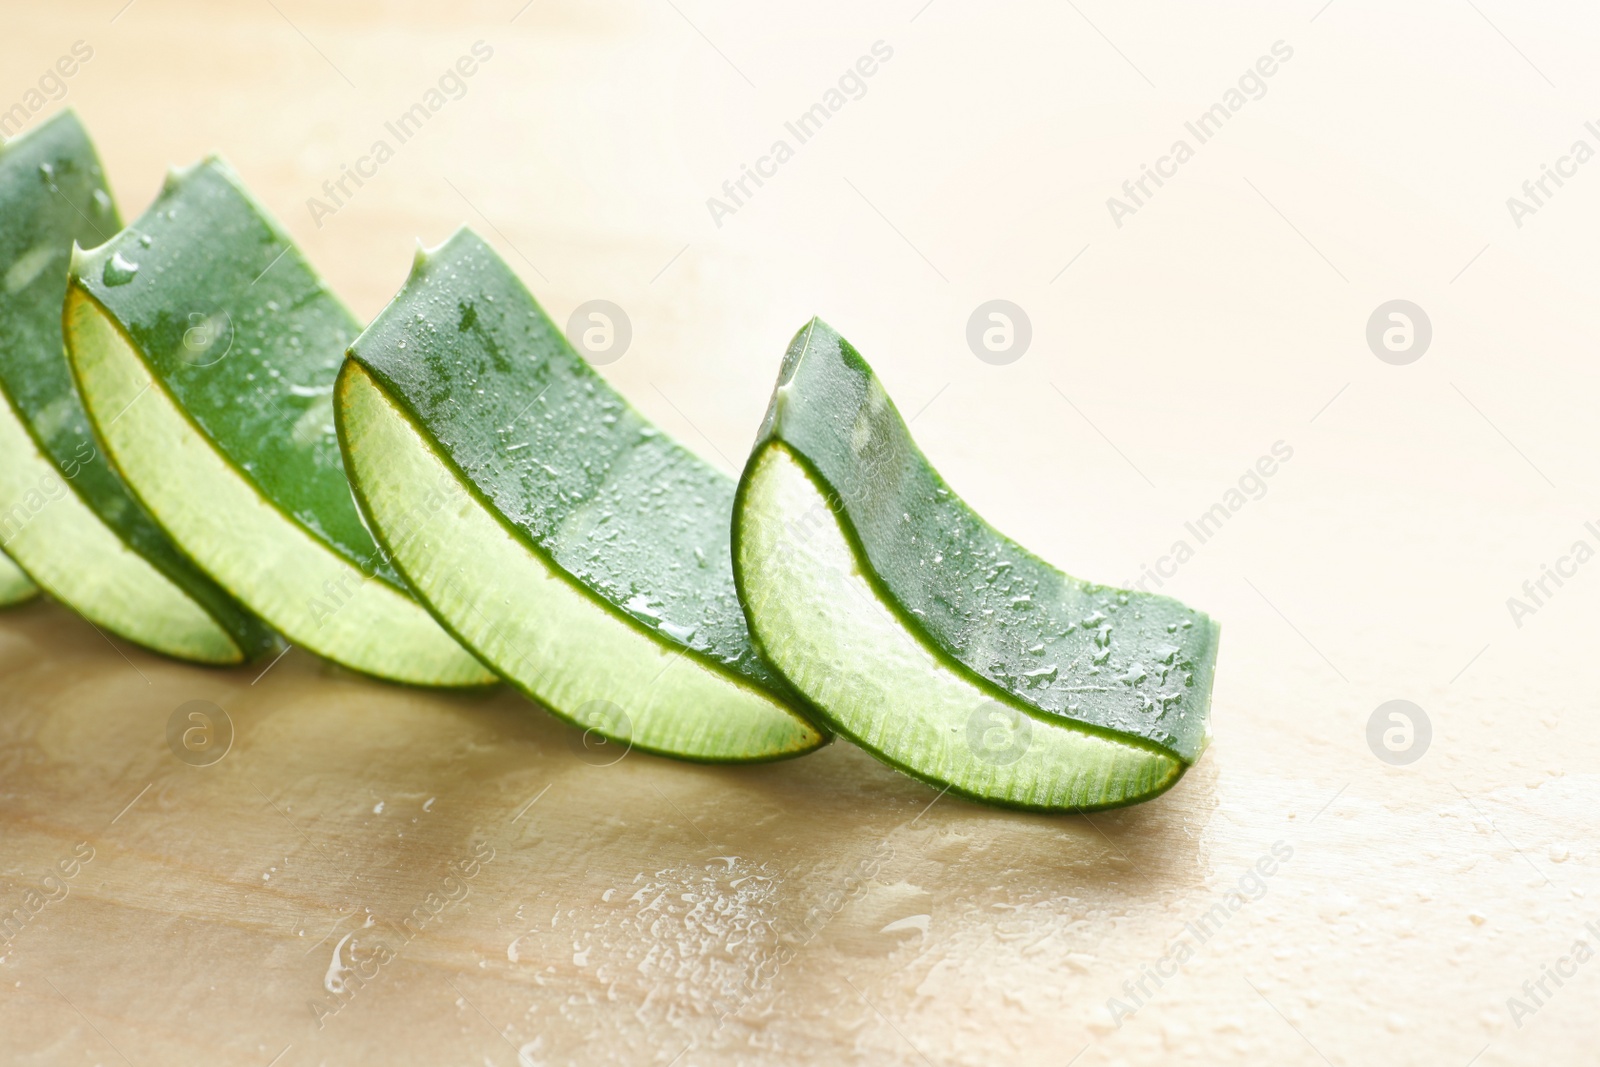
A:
[[0, 111, 269, 663], [65, 156, 490, 686], [335, 228, 824, 761], [732, 319, 1219, 811]]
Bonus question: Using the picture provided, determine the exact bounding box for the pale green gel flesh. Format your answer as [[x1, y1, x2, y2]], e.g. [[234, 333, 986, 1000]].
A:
[[738, 444, 1182, 810], [67, 289, 494, 686], [338, 363, 823, 760], [0, 386, 240, 662], [0, 551, 36, 606]]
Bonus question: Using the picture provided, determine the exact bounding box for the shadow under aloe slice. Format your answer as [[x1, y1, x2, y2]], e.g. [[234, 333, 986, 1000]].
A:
[[0, 111, 270, 662], [732, 319, 1220, 811], [335, 228, 825, 762], [65, 156, 492, 687]]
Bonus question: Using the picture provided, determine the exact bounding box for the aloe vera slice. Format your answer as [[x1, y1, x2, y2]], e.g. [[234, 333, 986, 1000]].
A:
[[733, 320, 1220, 810], [335, 229, 824, 761], [0, 552, 36, 607], [65, 158, 493, 687], [0, 111, 270, 662]]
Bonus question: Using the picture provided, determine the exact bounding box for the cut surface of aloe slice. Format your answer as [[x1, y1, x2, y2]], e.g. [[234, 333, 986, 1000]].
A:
[[336, 228, 824, 761], [0, 111, 270, 663], [66, 158, 493, 687], [0, 552, 36, 607], [733, 320, 1219, 810]]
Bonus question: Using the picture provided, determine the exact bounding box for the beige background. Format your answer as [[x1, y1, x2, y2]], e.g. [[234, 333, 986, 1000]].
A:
[[2, 1, 1597, 1063]]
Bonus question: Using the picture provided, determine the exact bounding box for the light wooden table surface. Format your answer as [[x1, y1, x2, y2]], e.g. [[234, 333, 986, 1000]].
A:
[[3, 2, 1598, 1064]]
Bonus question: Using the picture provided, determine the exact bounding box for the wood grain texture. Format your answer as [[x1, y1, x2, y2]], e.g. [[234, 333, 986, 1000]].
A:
[[2, 2, 1596, 1064]]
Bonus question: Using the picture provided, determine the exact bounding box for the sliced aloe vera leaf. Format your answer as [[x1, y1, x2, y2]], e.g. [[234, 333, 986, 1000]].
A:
[[733, 320, 1220, 810], [0, 551, 37, 607], [336, 228, 824, 761], [0, 111, 271, 663], [65, 158, 492, 687]]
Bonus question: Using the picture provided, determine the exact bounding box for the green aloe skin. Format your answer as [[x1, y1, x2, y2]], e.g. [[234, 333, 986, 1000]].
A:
[[335, 228, 826, 762], [4, 108, 1220, 811], [0, 110, 271, 663], [65, 156, 493, 687], [733, 319, 1220, 811]]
